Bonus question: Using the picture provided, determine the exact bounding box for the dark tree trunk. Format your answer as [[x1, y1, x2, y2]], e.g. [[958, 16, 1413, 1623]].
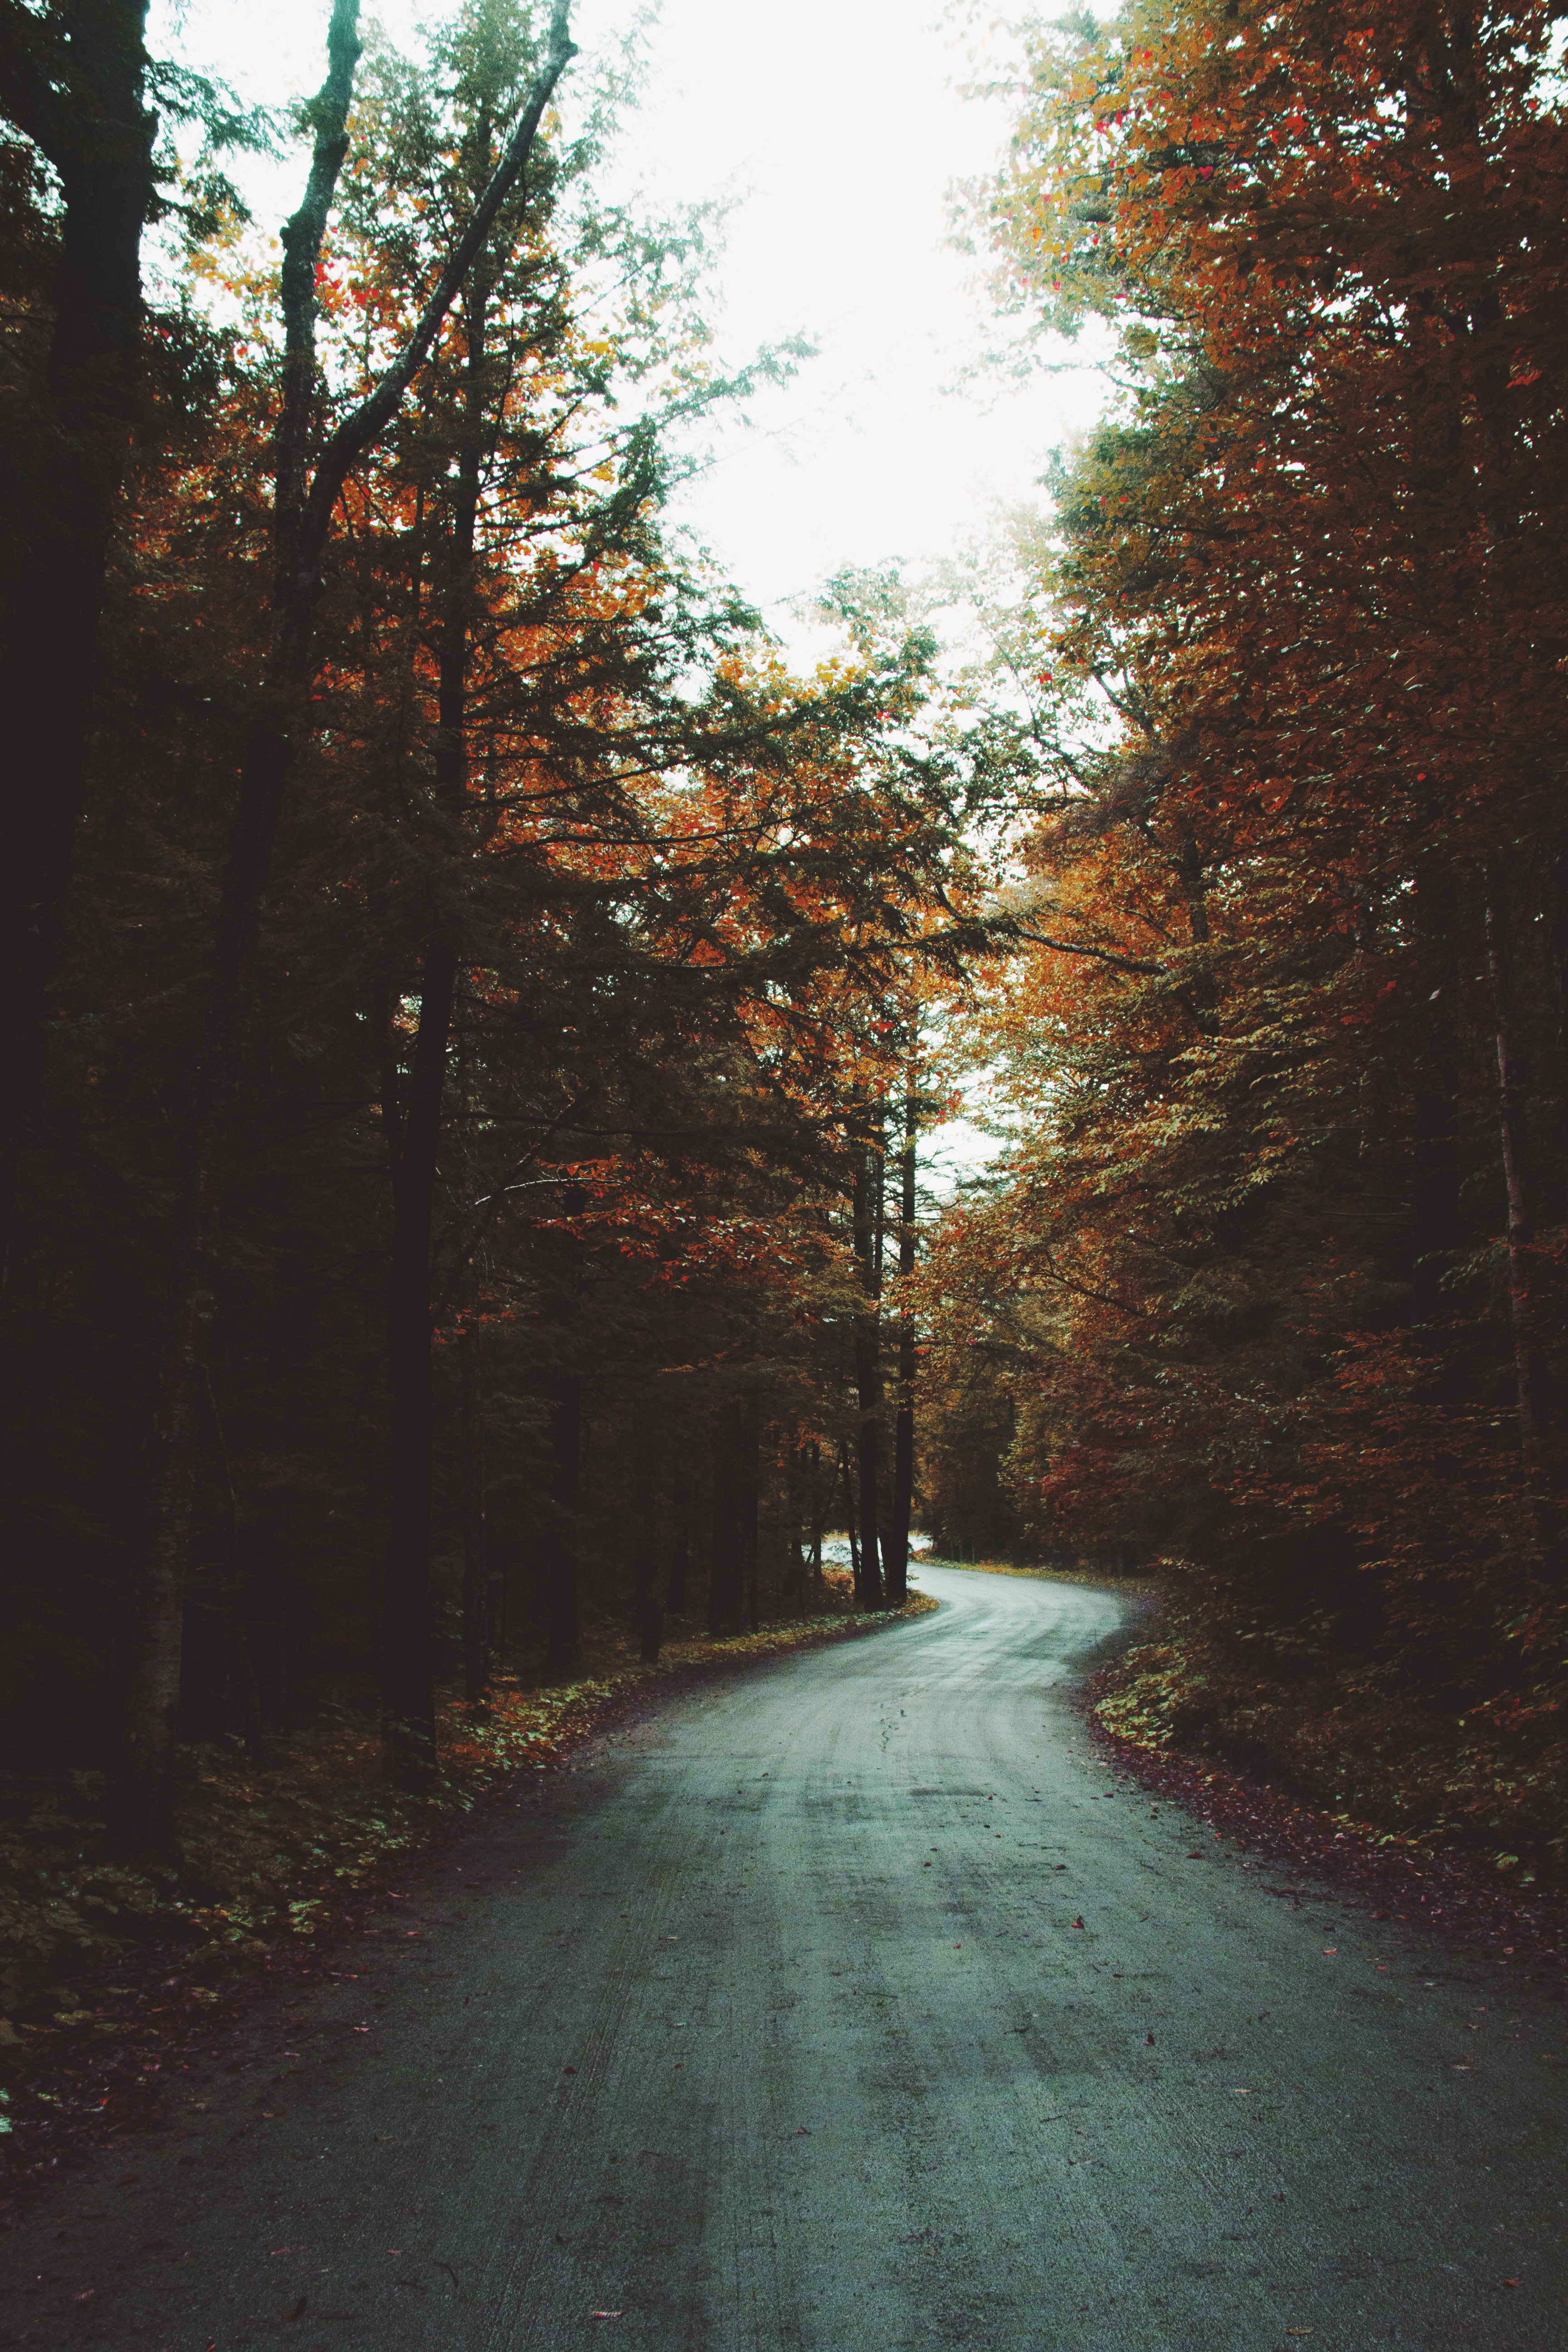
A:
[[739, 1401, 761, 1632], [460, 1259, 489, 1705], [707, 1405, 744, 1635], [378, 248, 491, 1766], [666, 1468, 691, 1617], [851, 1135, 886, 1610], [840, 1441, 860, 1593], [804, 1440, 827, 1597], [381, 938, 457, 1781], [883, 1083, 918, 1607], [1484, 877, 1558, 1575], [1411, 843, 1460, 1329], [1550, 849, 1568, 1233], [543, 1377, 582, 1680], [633, 1441, 663, 1663], [0, 0, 157, 1271]]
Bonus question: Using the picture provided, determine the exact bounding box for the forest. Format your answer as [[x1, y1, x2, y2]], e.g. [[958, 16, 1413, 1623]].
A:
[[1, 0, 1566, 2025]]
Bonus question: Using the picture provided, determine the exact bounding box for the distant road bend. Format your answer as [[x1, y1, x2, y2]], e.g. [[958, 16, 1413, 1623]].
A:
[[3, 1566, 1564, 2350]]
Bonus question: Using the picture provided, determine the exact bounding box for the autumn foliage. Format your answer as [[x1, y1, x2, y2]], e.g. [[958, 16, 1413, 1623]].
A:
[[920, 0, 1568, 1872]]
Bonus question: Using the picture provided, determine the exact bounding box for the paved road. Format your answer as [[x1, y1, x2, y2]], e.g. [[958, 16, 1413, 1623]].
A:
[[3, 1566, 1565, 2351]]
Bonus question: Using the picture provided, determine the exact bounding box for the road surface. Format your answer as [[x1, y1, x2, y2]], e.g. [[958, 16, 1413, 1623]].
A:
[[2, 1565, 1564, 2350]]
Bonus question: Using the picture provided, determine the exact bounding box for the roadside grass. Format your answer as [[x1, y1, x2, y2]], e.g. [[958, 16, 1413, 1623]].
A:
[[0, 1587, 937, 2077]]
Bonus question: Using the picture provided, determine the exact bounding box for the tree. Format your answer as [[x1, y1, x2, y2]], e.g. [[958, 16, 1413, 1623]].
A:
[[918, 0, 1568, 1811], [112, 0, 578, 1848]]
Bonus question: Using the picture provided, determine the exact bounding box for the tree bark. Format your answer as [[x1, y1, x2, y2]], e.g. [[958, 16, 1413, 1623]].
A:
[[1484, 877, 1557, 1575], [707, 1404, 744, 1634], [381, 937, 456, 1779], [839, 1440, 861, 1594], [739, 1400, 761, 1632], [633, 1440, 663, 1663], [380, 243, 492, 1766], [459, 1254, 489, 1705], [666, 1468, 691, 1617], [1411, 836, 1460, 1329], [542, 1377, 582, 1679], [851, 1132, 887, 1609], [883, 1081, 918, 1607], [0, 0, 157, 1272]]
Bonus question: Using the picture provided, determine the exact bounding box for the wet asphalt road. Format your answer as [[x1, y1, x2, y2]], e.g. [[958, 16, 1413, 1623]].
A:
[[2, 1565, 1565, 2352]]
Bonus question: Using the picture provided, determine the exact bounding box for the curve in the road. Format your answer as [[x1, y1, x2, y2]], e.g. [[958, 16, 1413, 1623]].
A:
[[2, 1565, 1563, 2351]]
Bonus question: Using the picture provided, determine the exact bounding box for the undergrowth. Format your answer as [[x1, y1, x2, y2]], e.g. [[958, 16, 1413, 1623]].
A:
[[1088, 1586, 1567, 1889]]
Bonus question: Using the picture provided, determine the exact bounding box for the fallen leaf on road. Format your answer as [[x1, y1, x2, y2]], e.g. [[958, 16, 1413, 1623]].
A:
[[591, 2312, 623, 2319], [285, 2298, 308, 2322], [1504, 2278, 1520, 2288], [72, 2290, 94, 2303], [1187, 1852, 1203, 1860], [1072, 1916, 1085, 1929]]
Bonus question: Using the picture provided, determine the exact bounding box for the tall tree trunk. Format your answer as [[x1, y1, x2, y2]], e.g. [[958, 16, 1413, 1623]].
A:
[[382, 940, 457, 1779], [804, 1439, 827, 1597], [633, 1440, 663, 1663], [839, 1440, 860, 1594], [666, 1468, 691, 1617], [0, 0, 157, 1272], [883, 1079, 918, 1607], [739, 1400, 761, 1632], [543, 1377, 582, 1679], [1484, 877, 1558, 1576], [460, 1253, 489, 1705], [707, 1404, 744, 1635], [1411, 835, 1460, 1329], [852, 1132, 887, 1609], [378, 246, 492, 1768], [1550, 849, 1568, 1233]]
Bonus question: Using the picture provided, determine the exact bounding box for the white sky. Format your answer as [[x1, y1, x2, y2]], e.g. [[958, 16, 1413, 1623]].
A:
[[157, 0, 1108, 634], [155, 0, 1105, 1182]]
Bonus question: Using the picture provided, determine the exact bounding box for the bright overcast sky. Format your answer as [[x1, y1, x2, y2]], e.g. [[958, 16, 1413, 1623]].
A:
[[155, 0, 1108, 632]]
